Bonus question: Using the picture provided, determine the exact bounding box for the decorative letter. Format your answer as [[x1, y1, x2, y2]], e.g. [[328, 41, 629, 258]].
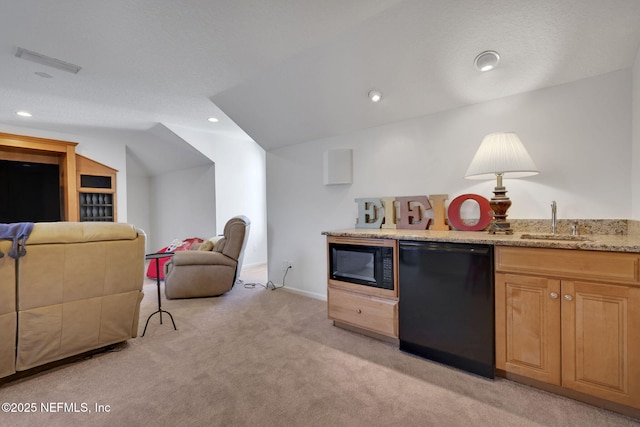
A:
[[447, 194, 492, 231], [380, 197, 397, 229], [428, 194, 450, 231], [396, 196, 432, 230], [355, 198, 384, 229]]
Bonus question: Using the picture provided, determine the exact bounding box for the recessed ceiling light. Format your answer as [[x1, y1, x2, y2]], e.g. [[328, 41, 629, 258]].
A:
[[368, 90, 382, 103], [208, 117, 219, 123], [474, 51, 500, 72], [16, 111, 32, 117]]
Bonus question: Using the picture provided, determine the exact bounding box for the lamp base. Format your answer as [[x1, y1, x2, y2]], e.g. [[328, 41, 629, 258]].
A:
[[488, 221, 513, 235], [488, 184, 513, 235]]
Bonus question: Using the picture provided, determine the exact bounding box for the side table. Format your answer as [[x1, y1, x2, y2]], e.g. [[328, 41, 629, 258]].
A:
[[142, 252, 177, 336]]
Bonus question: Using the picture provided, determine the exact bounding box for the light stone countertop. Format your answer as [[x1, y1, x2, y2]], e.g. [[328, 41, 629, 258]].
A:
[[322, 227, 640, 253]]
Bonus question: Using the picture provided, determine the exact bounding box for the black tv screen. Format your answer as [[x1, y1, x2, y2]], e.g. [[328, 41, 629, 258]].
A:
[[0, 159, 62, 223]]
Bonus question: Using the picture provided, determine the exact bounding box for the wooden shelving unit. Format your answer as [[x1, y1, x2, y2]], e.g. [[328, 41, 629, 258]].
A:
[[76, 155, 117, 222]]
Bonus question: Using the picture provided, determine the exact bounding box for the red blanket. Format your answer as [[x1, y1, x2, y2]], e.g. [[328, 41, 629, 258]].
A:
[[146, 237, 204, 279]]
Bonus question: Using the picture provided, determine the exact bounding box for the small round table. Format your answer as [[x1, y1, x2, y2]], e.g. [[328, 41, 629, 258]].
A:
[[142, 252, 177, 336]]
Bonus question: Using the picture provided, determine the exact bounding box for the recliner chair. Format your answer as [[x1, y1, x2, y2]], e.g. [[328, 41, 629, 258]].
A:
[[164, 215, 250, 299]]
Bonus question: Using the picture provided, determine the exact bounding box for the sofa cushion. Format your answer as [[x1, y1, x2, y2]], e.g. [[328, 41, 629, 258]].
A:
[[27, 222, 138, 245], [18, 238, 144, 310], [16, 290, 141, 371], [197, 240, 214, 251], [0, 241, 15, 315], [0, 312, 16, 378]]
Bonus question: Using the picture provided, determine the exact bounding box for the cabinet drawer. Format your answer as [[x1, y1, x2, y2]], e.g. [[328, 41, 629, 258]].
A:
[[328, 287, 397, 337], [495, 247, 640, 285]]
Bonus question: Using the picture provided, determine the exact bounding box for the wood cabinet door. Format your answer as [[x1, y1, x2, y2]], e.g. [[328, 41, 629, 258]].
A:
[[561, 281, 640, 407], [496, 273, 561, 385]]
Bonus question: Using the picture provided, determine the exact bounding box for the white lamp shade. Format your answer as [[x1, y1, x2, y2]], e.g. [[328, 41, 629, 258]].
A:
[[465, 132, 539, 180]]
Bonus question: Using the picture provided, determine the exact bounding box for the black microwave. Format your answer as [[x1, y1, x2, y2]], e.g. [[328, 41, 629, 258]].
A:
[[329, 241, 394, 290]]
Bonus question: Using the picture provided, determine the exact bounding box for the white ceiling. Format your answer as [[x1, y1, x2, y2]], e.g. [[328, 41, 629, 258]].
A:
[[1, 0, 640, 153]]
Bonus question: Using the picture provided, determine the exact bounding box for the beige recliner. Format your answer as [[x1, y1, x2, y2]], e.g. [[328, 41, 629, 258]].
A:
[[164, 216, 250, 299]]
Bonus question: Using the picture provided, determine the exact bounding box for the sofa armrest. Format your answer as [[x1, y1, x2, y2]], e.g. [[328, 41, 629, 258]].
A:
[[171, 250, 236, 267]]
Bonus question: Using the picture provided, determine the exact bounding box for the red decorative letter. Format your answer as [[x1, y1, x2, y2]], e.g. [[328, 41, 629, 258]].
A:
[[447, 194, 492, 231]]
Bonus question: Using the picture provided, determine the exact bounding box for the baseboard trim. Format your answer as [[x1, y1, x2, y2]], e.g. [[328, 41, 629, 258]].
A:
[[280, 286, 326, 301], [241, 261, 267, 270], [496, 370, 640, 420]]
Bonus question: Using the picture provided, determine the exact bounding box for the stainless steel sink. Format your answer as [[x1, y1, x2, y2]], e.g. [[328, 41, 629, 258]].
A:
[[520, 233, 592, 242]]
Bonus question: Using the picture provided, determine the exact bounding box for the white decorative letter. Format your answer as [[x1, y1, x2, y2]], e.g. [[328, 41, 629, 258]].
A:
[[355, 198, 384, 229], [380, 197, 397, 229]]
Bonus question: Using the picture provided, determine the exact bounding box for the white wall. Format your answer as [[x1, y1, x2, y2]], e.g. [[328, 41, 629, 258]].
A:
[[266, 70, 633, 300], [633, 47, 640, 219], [126, 150, 152, 251], [148, 164, 216, 252], [165, 124, 268, 268]]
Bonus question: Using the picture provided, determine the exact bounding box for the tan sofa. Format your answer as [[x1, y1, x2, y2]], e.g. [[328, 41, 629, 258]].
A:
[[0, 222, 145, 379]]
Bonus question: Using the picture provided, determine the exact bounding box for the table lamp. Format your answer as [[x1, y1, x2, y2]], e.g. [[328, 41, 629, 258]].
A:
[[465, 132, 539, 234]]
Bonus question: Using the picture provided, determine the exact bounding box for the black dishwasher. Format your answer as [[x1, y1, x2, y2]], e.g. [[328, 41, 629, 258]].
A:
[[399, 241, 494, 378]]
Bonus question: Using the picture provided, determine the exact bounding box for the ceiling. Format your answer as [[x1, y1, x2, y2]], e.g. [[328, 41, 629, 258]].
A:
[[1, 0, 640, 153]]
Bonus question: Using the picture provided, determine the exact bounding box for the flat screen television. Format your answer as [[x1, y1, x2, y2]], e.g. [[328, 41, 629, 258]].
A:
[[0, 159, 62, 223]]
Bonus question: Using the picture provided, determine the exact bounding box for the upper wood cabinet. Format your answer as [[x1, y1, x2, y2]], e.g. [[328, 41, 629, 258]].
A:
[[76, 155, 117, 222], [495, 246, 640, 409]]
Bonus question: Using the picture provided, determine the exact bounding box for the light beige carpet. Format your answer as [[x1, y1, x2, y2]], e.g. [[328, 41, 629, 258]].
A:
[[1, 265, 639, 427]]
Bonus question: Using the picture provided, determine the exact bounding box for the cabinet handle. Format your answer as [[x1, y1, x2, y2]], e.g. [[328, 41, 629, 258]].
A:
[[550, 292, 558, 299], [355, 308, 362, 314], [564, 294, 573, 301]]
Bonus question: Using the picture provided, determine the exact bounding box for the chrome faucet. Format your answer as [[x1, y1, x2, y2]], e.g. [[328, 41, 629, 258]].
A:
[[551, 201, 557, 234], [571, 221, 579, 236]]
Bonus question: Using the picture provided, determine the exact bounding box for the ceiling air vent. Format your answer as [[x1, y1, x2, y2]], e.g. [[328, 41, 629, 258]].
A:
[[15, 47, 82, 74]]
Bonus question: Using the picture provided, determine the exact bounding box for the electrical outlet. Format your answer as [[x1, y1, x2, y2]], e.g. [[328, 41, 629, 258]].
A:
[[283, 260, 292, 270]]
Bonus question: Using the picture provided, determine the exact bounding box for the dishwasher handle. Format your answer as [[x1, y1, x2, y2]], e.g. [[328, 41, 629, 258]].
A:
[[399, 241, 492, 256]]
